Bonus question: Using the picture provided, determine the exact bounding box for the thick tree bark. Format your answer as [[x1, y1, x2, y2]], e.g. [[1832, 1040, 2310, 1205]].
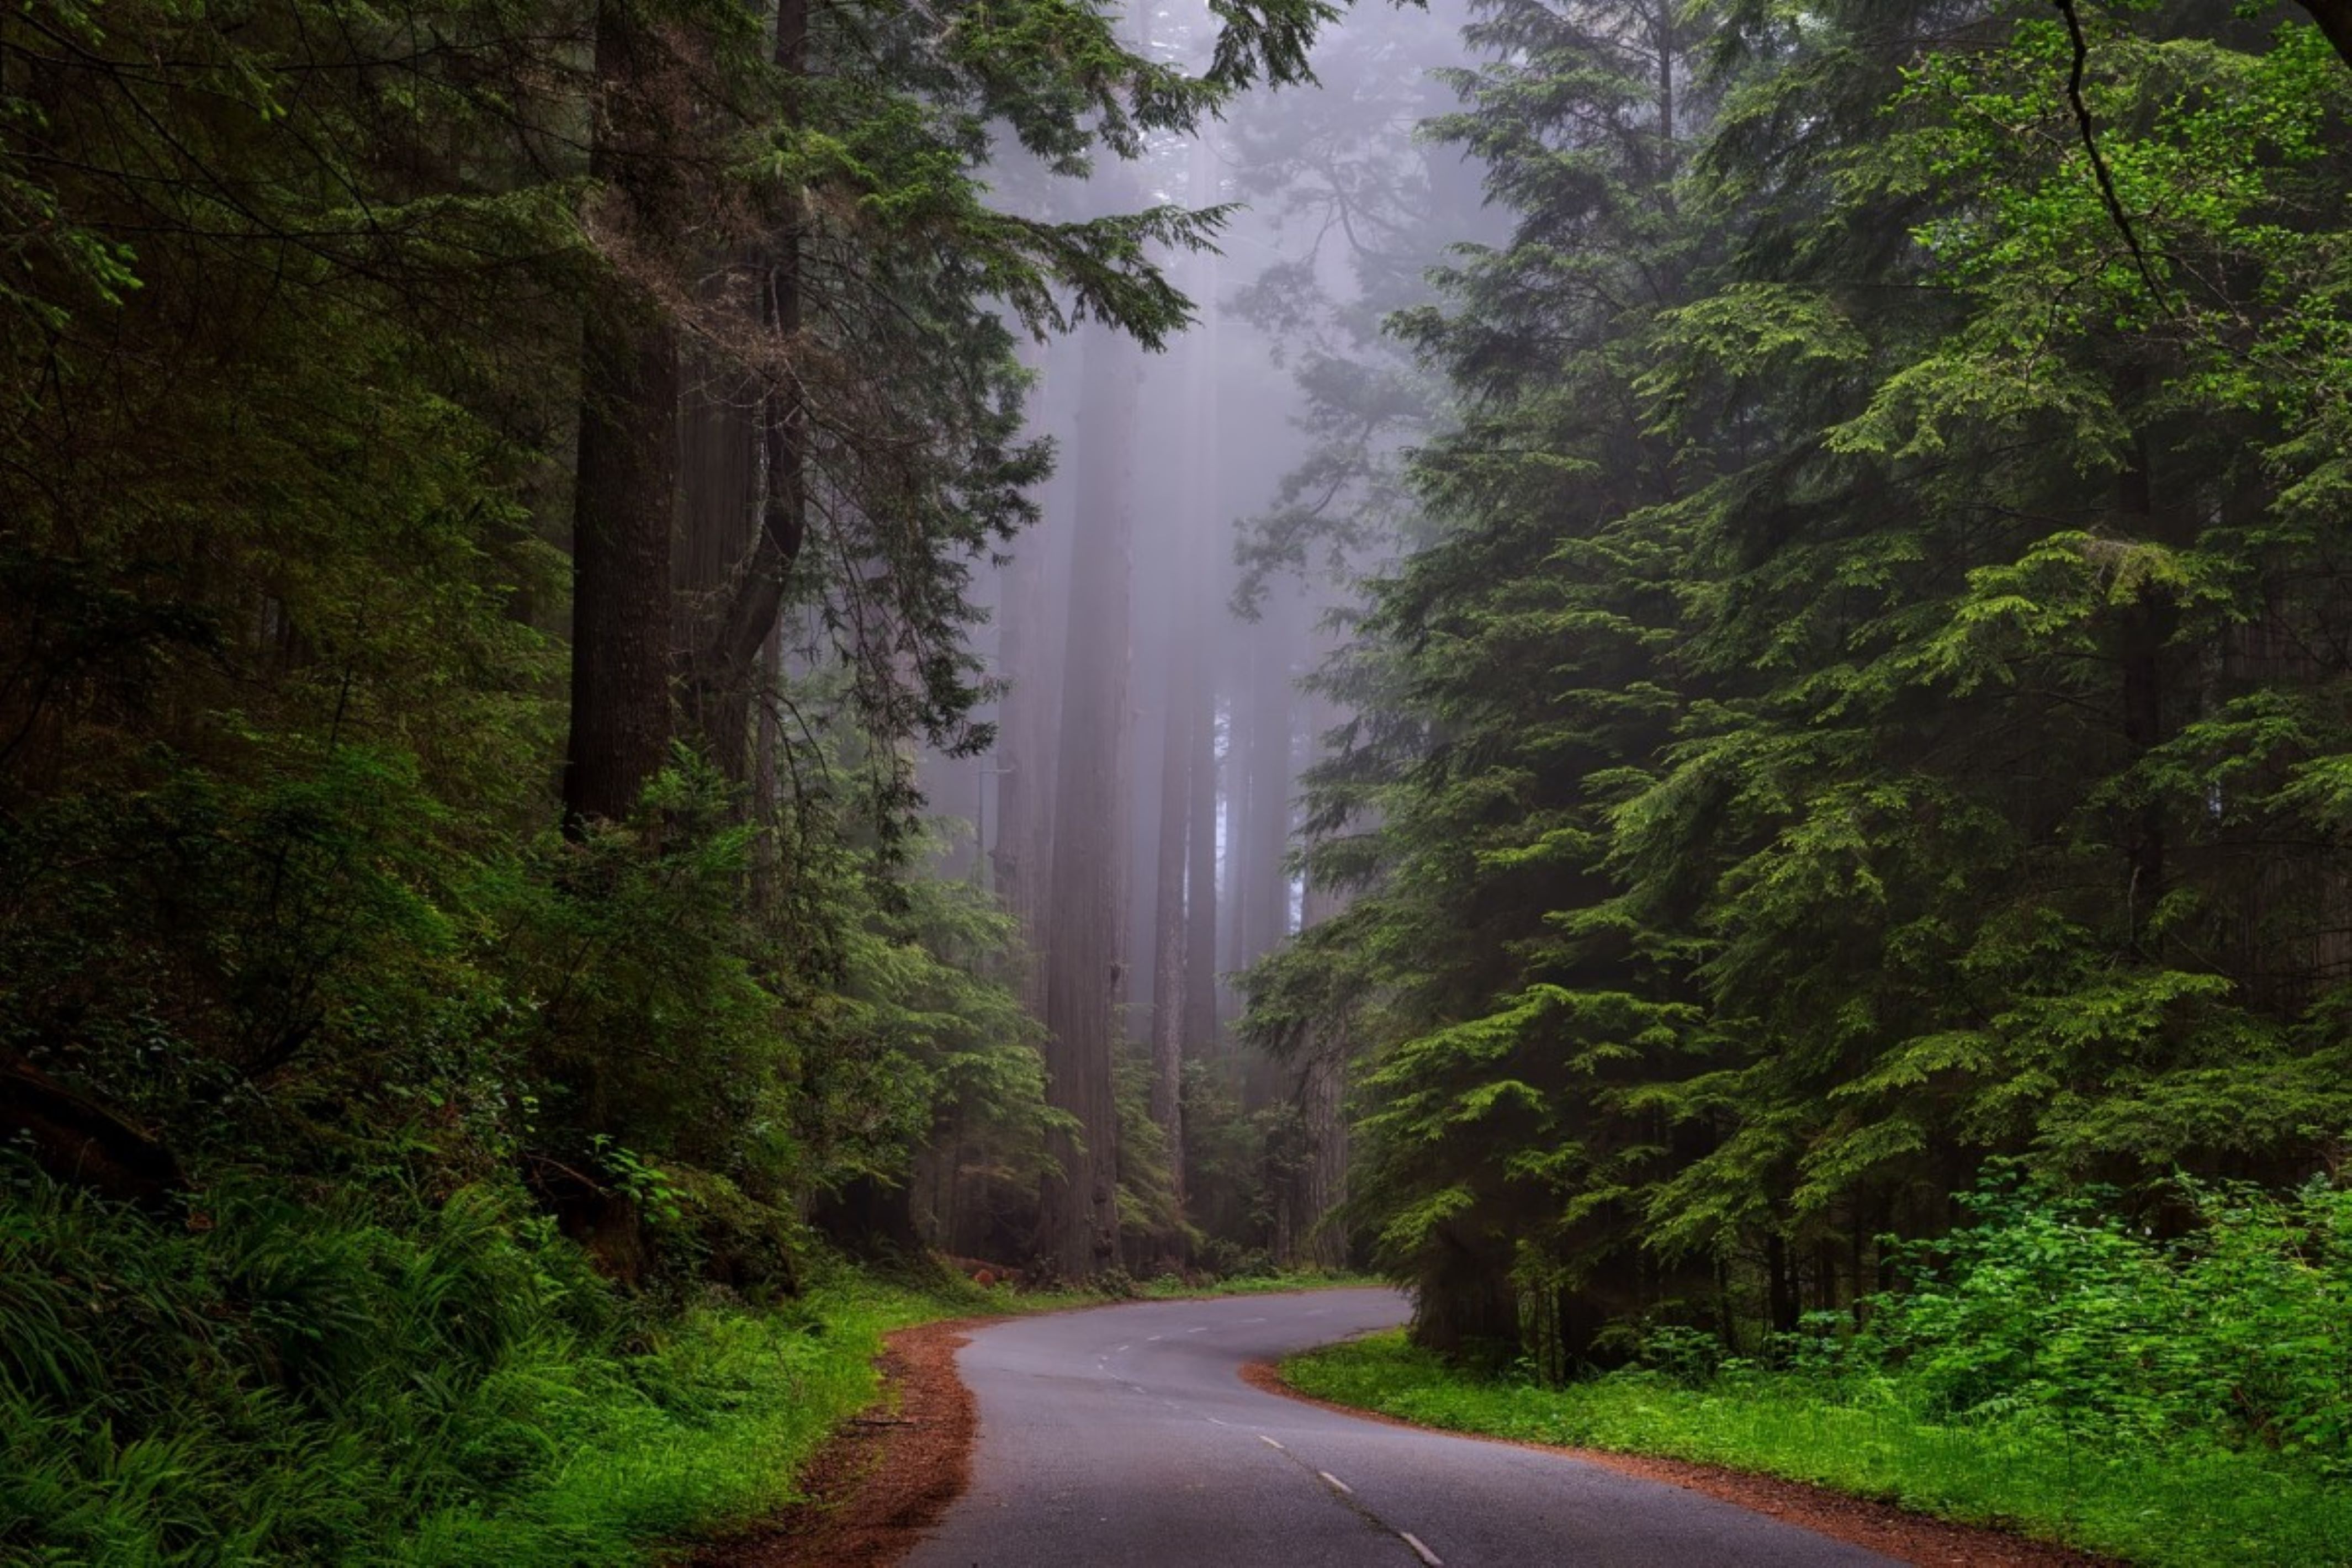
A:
[[1147, 608, 1193, 1209], [1179, 178, 1226, 1058], [687, 0, 807, 771], [2297, 2, 2352, 71], [1284, 1039, 1348, 1267], [1036, 324, 1139, 1279], [1224, 673, 1251, 979], [1239, 608, 1295, 971], [1279, 681, 1351, 1268], [749, 606, 785, 903], [675, 350, 761, 772], [2116, 426, 2172, 947], [1413, 1226, 1519, 1365], [1184, 674, 1220, 1046], [990, 343, 1058, 1019], [564, 0, 681, 829]]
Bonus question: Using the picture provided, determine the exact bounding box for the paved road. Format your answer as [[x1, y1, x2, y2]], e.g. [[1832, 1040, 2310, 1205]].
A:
[[905, 1287, 1898, 1568]]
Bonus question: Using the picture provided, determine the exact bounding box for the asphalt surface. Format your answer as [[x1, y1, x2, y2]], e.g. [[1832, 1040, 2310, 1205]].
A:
[[904, 1287, 1900, 1568]]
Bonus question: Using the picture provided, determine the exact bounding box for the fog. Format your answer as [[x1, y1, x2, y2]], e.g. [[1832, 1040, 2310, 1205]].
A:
[[910, 0, 1505, 1271]]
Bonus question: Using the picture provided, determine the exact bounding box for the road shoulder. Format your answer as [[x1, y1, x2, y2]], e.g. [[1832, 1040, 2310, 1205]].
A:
[[687, 1315, 990, 1568], [1239, 1360, 2119, 1568]]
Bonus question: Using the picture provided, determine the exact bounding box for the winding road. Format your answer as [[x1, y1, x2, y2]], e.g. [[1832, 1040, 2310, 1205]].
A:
[[903, 1287, 1899, 1567]]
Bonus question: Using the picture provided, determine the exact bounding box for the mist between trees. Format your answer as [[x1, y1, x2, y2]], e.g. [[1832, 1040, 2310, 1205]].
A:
[[13, 0, 2352, 1543], [911, 0, 1499, 1280]]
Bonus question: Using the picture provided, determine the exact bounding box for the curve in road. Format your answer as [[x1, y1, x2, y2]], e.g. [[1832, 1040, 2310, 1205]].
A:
[[904, 1286, 1899, 1568]]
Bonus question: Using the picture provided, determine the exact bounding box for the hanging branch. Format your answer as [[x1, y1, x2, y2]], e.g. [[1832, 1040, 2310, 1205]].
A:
[[2051, 0, 2174, 315]]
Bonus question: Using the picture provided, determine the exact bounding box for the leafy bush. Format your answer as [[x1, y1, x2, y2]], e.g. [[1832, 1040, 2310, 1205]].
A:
[[0, 1164, 941, 1565], [1862, 1177, 2352, 1469], [1284, 1330, 2352, 1568]]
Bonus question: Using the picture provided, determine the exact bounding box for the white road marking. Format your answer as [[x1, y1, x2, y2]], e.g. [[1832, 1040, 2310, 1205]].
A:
[[1400, 1531, 1443, 1566], [1317, 1470, 1352, 1496], [1114, 1344, 1130, 1353], [1258, 1435, 1285, 1452], [1206, 1417, 1230, 1427], [1241, 1316, 1267, 1323], [1147, 1334, 1163, 1342], [1187, 1326, 1210, 1333]]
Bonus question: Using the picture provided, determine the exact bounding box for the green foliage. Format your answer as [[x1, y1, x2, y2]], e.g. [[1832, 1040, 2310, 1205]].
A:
[[1287, 1177, 2352, 1562], [1283, 0, 2352, 1376], [0, 0, 1367, 1541], [1283, 1329, 2352, 1568], [1860, 1176, 2352, 1470], [0, 1166, 937, 1565]]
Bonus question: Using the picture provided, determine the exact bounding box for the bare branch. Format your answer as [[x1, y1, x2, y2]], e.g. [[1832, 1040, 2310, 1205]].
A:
[[2050, 0, 2174, 315]]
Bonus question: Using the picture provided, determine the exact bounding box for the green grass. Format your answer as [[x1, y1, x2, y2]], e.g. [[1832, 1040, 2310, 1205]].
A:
[[0, 1163, 1377, 1567], [1282, 1332, 2352, 1568], [399, 1273, 975, 1565], [1133, 1268, 1380, 1299], [0, 1173, 995, 1568], [438, 1267, 1374, 1559], [396, 1263, 1375, 1561]]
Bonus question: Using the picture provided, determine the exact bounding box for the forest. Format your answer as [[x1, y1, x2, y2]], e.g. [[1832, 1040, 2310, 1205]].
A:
[[8, 0, 2352, 1561]]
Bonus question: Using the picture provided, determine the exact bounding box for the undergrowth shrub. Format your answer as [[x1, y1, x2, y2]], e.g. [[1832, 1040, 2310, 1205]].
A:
[[1861, 1177, 2352, 1469], [0, 1162, 883, 1565]]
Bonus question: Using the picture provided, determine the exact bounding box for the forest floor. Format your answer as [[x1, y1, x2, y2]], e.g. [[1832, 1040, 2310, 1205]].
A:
[[686, 1292, 2123, 1568]]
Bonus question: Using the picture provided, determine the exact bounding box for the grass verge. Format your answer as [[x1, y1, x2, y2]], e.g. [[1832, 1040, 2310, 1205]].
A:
[[0, 1172, 999, 1567], [1281, 1331, 2352, 1568], [402, 1274, 965, 1565], [0, 1162, 1372, 1566]]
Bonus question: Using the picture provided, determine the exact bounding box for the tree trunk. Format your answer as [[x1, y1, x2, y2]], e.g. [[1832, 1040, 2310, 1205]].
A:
[[1148, 606, 1193, 1210], [1413, 1226, 1519, 1368], [2296, 2, 2352, 71], [1280, 677, 1352, 1267], [2116, 425, 2173, 950], [687, 0, 806, 766], [1036, 323, 1139, 1279], [990, 342, 1058, 1018], [1290, 1037, 1348, 1267], [675, 349, 760, 773], [1239, 606, 1295, 972], [1185, 669, 1220, 1048], [750, 605, 786, 903], [564, 0, 681, 829]]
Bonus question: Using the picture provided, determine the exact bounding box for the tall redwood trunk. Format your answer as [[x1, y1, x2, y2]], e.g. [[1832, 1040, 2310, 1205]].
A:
[[1147, 186, 1227, 1209], [2116, 416, 2171, 950], [1290, 1041, 1348, 1267], [675, 348, 760, 773], [1239, 605, 1295, 970], [564, 0, 680, 828], [1036, 323, 1139, 1279], [1148, 603, 1193, 1210], [686, 0, 807, 774], [1184, 672, 1220, 1047], [990, 341, 1058, 1018], [1278, 672, 1348, 1265]]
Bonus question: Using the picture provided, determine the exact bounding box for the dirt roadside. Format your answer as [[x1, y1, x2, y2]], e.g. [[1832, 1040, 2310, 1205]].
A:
[[686, 1316, 990, 1568]]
